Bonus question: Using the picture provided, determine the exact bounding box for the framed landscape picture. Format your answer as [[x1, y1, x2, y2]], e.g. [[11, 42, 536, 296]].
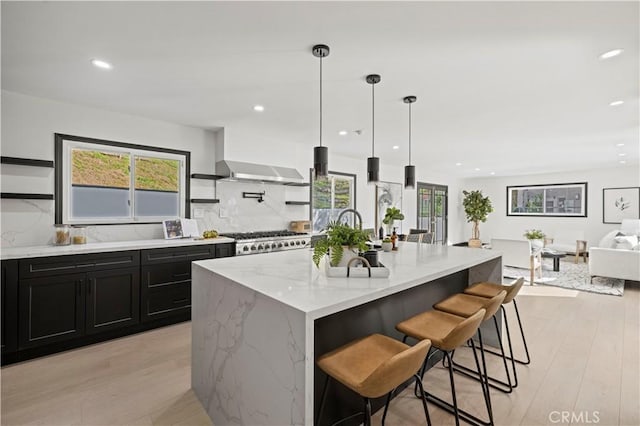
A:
[[603, 187, 640, 224], [507, 182, 588, 217]]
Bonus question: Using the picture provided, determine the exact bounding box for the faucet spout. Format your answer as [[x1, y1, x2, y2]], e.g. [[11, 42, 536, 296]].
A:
[[336, 208, 363, 229]]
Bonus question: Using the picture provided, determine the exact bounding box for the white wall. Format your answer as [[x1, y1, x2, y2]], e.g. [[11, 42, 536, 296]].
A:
[[1, 90, 217, 247], [1, 91, 464, 247], [460, 166, 640, 247]]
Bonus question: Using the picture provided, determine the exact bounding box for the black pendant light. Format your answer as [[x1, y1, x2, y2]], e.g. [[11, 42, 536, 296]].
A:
[[366, 74, 381, 184], [312, 44, 330, 179], [403, 95, 417, 189]]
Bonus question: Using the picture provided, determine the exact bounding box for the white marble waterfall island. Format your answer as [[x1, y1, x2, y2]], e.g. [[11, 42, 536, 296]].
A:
[[191, 243, 502, 426]]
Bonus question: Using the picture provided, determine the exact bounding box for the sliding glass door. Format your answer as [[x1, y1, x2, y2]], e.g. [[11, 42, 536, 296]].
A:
[[417, 182, 448, 244]]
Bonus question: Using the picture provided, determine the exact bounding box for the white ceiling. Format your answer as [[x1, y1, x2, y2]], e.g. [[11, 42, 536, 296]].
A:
[[2, 1, 638, 178]]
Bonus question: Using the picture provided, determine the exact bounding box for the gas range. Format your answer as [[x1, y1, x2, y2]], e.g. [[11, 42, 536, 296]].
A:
[[220, 230, 311, 256]]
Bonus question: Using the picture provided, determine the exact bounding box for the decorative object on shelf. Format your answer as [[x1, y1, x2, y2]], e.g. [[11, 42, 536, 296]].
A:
[[507, 182, 587, 217], [242, 191, 265, 203], [381, 237, 393, 252], [382, 207, 404, 236], [403, 95, 417, 189], [603, 187, 639, 224], [312, 221, 370, 267], [376, 181, 403, 235], [312, 44, 330, 179], [71, 226, 87, 244], [365, 74, 381, 184], [523, 229, 546, 250], [462, 189, 493, 248]]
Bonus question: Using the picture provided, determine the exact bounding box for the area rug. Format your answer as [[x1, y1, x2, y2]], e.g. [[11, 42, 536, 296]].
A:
[[503, 258, 625, 296]]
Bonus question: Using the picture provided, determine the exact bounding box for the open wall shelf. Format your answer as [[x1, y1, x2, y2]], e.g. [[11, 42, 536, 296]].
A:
[[284, 182, 310, 187], [285, 201, 310, 206], [190, 199, 220, 204], [1, 193, 54, 200], [191, 174, 224, 180], [1, 157, 54, 168]]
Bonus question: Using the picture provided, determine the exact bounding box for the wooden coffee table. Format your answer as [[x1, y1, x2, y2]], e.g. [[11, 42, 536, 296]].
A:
[[541, 249, 566, 271]]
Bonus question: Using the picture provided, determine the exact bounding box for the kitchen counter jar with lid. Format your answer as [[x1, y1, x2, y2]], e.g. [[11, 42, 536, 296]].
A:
[[71, 226, 87, 244], [53, 224, 71, 246]]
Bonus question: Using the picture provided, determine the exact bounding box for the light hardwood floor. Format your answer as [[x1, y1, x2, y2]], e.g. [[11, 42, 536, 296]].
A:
[[2, 283, 638, 426]]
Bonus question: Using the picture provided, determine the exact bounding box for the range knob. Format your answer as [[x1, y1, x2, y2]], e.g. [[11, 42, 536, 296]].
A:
[[284, 242, 289, 247], [242, 246, 249, 252], [250, 245, 257, 251], [265, 244, 271, 250], [277, 243, 284, 248], [301, 240, 307, 246], [258, 244, 264, 250], [295, 241, 300, 246]]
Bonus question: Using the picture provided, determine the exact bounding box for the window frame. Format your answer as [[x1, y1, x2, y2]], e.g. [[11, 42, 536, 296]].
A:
[[55, 133, 190, 225], [309, 169, 357, 231]]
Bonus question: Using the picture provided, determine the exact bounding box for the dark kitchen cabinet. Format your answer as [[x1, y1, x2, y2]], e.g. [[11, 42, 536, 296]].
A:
[[18, 251, 140, 349], [140, 243, 234, 322], [19, 273, 86, 349], [85, 267, 140, 334], [1, 260, 19, 355]]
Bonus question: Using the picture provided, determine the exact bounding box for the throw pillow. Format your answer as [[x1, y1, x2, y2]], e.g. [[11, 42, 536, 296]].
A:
[[599, 230, 621, 248], [614, 235, 638, 250]]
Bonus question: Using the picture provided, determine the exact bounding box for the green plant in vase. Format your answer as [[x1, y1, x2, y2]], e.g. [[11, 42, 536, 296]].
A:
[[524, 229, 545, 250], [313, 221, 370, 267], [382, 207, 404, 235]]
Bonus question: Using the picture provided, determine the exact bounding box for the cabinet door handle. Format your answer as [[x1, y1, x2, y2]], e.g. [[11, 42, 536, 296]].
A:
[[87, 278, 94, 295], [173, 298, 188, 304], [173, 272, 190, 279]]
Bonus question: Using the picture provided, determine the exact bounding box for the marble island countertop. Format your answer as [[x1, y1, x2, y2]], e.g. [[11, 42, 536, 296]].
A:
[[0, 237, 235, 260], [193, 242, 501, 319]]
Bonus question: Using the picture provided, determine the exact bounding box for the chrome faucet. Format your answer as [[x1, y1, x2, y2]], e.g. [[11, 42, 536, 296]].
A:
[[336, 208, 363, 229]]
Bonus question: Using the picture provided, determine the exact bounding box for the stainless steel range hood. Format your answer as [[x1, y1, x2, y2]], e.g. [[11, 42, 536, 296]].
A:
[[215, 160, 305, 185]]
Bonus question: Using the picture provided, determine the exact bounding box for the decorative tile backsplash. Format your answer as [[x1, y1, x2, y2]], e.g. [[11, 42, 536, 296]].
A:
[[0, 181, 310, 248]]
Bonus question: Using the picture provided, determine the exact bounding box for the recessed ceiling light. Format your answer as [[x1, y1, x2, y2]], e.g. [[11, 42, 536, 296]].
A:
[[90, 59, 112, 69], [616, 143, 625, 147], [619, 160, 626, 164], [338, 130, 348, 136], [474, 168, 481, 171], [253, 105, 264, 112], [609, 100, 624, 107], [618, 153, 626, 157], [599, 49, 624, 60], [490, 172, 496, 175], [392, 145, 399, 150], [455, 162, 462, 166]]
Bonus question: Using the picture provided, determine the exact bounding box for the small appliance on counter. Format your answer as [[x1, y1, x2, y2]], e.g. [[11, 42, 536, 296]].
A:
[[289, 220, 311, 233]]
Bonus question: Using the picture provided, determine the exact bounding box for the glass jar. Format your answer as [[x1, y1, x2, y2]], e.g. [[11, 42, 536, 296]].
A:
[[53, 224, 71, 246], [71, 226, 87, 245]]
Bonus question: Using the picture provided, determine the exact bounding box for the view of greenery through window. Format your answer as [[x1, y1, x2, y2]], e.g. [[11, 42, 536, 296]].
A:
[[72, 150, 179, 192], [312, 174, 355, 232]]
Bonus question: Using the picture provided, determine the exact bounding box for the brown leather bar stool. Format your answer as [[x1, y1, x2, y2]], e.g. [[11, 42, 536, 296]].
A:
[[464, 277, 529, 387], [396, 308, 491, 426], [316, 334, 432, 426], [433, 291, 512, 394]]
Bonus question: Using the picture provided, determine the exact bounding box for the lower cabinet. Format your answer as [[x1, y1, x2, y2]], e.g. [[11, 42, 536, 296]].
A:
[[4, 242, 235, 364]]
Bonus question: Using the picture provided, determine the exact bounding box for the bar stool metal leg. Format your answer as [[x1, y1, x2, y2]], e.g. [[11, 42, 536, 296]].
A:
[[481, 300, 531, 366], [316, 375, 330, 426]]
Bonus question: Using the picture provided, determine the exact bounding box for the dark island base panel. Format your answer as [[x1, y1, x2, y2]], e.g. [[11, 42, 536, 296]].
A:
[[314, 270, 502, 426], [2, 313, 190, 365]]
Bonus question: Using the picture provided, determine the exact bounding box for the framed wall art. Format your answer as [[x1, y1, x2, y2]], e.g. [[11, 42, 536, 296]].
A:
[[603, 187, 640, 224], [507, 182, 587, 217]]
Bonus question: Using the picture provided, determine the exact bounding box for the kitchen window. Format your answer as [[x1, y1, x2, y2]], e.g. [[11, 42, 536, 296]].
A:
[[55, 134, 190, 225], [310, 171, 356, 232]]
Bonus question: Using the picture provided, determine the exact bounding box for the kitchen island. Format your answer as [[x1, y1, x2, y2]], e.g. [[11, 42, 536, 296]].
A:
[[191, 243, 502, 426]]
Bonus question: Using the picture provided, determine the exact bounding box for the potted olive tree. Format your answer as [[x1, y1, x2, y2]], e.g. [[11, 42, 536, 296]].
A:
[[313, 222, 370, 267], [462, 190, 493, 248]]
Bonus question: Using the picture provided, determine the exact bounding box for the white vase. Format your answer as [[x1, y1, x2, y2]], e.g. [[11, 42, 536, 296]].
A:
[[381, 242, 393, 252], [530, 239, 544, 250], [331, 246, 360, 267]]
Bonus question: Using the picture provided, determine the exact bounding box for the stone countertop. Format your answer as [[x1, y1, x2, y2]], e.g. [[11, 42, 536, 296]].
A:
[[0, 237, 236, 260], [192, 242, 501, 319]]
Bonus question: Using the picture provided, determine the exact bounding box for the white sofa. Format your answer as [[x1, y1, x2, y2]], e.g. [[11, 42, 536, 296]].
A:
[[491, 238, 542, 284], [588, 219, 640, 282]]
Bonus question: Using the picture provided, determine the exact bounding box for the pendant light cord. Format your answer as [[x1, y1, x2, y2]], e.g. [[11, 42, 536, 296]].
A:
[[319, 55, 323, 148], [408, 102, 412, 166], [371, 83, 375, 157]]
